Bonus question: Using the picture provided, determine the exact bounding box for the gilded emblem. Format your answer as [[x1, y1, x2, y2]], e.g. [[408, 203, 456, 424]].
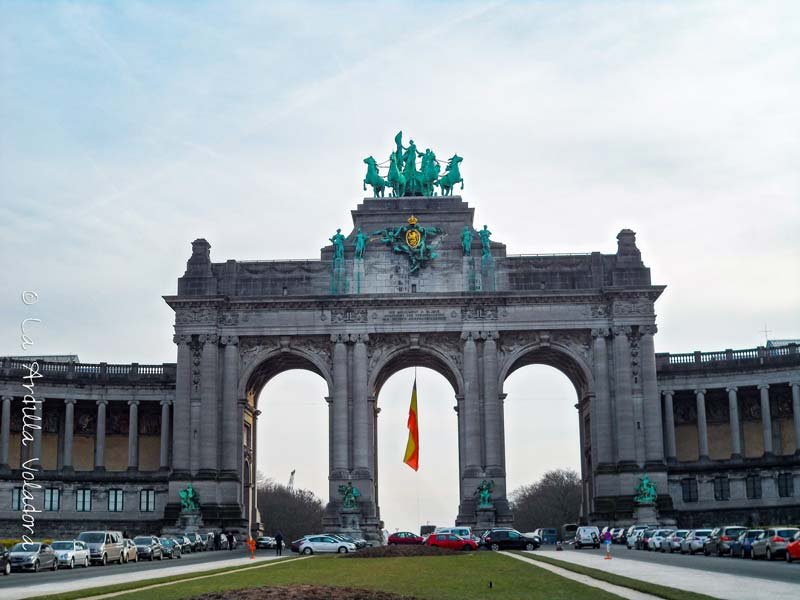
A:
[[372, 215, 443, 273], [405, 229, 421, 248]]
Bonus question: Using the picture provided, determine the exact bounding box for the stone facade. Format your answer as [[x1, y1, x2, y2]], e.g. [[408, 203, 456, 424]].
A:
[[0, 196, 797, 538]]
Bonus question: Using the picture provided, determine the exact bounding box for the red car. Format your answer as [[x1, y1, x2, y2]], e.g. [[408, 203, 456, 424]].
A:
[[425, 533, 477, 551], [786, 531, 800, 563], [388, 532, 423, 545]]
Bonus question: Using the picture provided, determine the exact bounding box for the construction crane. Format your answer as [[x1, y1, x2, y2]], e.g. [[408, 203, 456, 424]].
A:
[[288, 469, 295, 489]]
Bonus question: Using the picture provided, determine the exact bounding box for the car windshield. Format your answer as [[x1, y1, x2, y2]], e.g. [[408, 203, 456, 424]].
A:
[[51, 542, 74, 550], [160, 538, 173, 545], [726, 528, 746, 536], [77, 533, 105, 543], [777, 529, 798, 538], [675, 531, 688, 538], [746, 530, 764, 538], [11, 543, 40, 552], [695, 530, 711, 537], [134, 537, 152, 544]]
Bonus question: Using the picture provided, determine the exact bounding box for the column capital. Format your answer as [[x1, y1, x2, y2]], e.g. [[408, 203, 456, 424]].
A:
[[591, 328, 610, 339], [96, 399, 108, 406], [173, 334, 192, 345], [350, 333, 369, 344], [789, 381, 800, 388], [726, 386, 738, 393], [694, 388, 706, 396], [641, 324, 658, 336], [757, 383, 770, 391], [479, 331, 499, 341], [330, 333, 348, 344], [200, 333, 219, 345], [159, 399, 173, 406], [661, 389, 674, 397], [127, 399, 140, 407], [220, 335, 239, 346], [64, 397, 77, 405], [611, 325, 632, 337], [1, 395, 13, 402], [461, 330, 480, 341]]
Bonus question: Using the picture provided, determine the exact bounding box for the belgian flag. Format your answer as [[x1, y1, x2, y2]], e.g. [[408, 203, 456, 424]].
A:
[[403, 378, 419, 471]]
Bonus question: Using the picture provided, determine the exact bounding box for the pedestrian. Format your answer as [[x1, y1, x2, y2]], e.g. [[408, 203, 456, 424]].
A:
[[227, 531, 234, 551], [214, 530, 221, 551], [603, 530, 613, 560], [275, 531, 283, 556]]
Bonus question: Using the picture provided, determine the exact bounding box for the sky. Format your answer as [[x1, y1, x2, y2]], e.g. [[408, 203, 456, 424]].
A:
[[1, 1, 799, 532]]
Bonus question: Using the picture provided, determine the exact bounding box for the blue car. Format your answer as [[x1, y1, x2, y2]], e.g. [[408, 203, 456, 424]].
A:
[[730, 529, 764, 558]]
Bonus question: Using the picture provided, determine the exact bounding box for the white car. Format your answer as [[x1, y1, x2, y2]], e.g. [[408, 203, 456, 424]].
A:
[[647, 529, 675, 551], [574, 526, 600, 549], [298, 535, 356, 555], [663, 530, 689, 553], [680, 529, 712, 555], [435, 526, 476, 542], [51, 540, 90, 569]]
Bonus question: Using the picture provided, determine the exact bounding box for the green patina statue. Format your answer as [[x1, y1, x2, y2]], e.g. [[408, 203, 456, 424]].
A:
[[338, 482, 361, 509], [330, 228, 346, 260], [475, 479, 495, 509], [372, 215, 442, 273], [179, 483, 200, 512], [479, 225, 492, 258], [353, 227, 368, 259], [634, 474, 657, 505], [363, 132, 463, 197], [461, 226, 473, 256]]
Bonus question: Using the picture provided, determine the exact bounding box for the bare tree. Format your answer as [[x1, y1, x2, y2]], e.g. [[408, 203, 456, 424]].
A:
[[510, 469, 582, 532], [256, 479, 325, 542]]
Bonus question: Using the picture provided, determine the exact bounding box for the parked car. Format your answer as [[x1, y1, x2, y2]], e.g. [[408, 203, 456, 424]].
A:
[[785, 531, 800, 563], [482, 528, 540, 551], [256, 536, 276, 550], [327, 533, 367, 549], [9, 542, 57, 572], [637, 528, 657, 550], [0, 543, 10, 576], [172, 535, 193, 554], [388, 532, 424, 545], [133, 536, 163, 561], [77, 531, 125, 566], [425, 533, 478, 551], [435, 526, 478, 543], [185, 532, 205, 552], [731, 529, 764, 559], [610, 528, 626, 544], [662, 530, 689, 553], [626, 529, 644, 549], [289, 538, 306, 553], [121, 539, 138, 564], [648, 529, 675, 551], [532, 528, 558, 544], [159, 537, 182, 559], [751, 527, 800, 561], [51, 540, 90, 569], [298, 535, 356, 555], [703, 526, 747, 557], [679, 529, 711, 555], [574, 526, 601, 549]]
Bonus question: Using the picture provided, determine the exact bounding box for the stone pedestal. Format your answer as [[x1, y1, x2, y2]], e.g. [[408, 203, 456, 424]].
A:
[[163, 510, 204, 535], [475, 506, 497, 532], [633, 503, 658, 525]]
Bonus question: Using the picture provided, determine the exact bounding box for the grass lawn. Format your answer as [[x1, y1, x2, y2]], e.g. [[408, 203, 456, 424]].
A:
[[34, 553, 624, 600]]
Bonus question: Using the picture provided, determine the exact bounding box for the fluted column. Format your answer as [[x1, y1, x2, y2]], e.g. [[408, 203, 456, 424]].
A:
[[591, 329, 613, 465], [695, 389, 709, 461], [455, 396, 465, 478], [640, 325, 664, 465], [352, 334, 370, 475], [159, 400, 171, 470], [462, 331, 481, 472], [791, 382, 800, 456], [482, 332, 502, 474], [172, 335, 192, 473], [31, 397, 44, 464], [94, 399, 107, 471], [0, 395, 12, 469], [127, 400, 139, 471], [331, 334, 349, 476], [221, 336, 240, 473], [662, 390, 677, 463], [727, 387, 742, 459], [758, 384, 773, 456], [62, 398, 75, 472], [251, 408, 261, 532], [199, 334, 219, 474], [612, 326, 635, 465]]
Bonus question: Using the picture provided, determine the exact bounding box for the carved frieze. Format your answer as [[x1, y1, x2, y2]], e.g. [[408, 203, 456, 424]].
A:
[[331, 307, 368, 323], [461, 305, 498, 320], [191, 340, 202, 393], [176, 307, 218, 325], [612, 300, 654, 317]]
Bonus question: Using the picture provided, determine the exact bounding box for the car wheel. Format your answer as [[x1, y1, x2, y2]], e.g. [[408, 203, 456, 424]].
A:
[[490, 543, 500, 551], [122, 554, 128, 564], [740, 548, 745, 559], [703, 547, 709, 556], [158, 552, 163, 560], [525, 543, 535, 551], [149, 553, 153, 561], [32, 560, 39, 573], [69, 558, 74, 569], [786, 552, 792, 563], [337, 547, 348, 554], [102, 554, 108, 566], [463, 545, 473, 551], [51, 559, 57, 571], [302, 547, 313, 555], [3, 561, 10, 576], [84, 556, 90, 567], [766, 548, 772, 561]]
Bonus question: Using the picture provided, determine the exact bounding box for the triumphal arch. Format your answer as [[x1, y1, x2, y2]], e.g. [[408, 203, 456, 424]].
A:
[[163, 136, 668, 539]]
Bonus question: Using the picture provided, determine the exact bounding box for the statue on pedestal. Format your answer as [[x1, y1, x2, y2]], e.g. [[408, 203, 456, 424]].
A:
[[329, 229, 346, 260], [353, 227, 368, 259], [461, 226, 473, 256], [179, 483, 200, 512], [479, 225, 492, 258], [338, 482, 361, 510], [634, 475, 657, 505], [475, 479, 495, 509]]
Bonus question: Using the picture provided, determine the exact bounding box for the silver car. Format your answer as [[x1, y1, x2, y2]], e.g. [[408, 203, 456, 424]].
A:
[[77, 530, 124, 565], [680, 529, 712, 555], [298, 535, 356, 555], [751, 527, 800, 561], [663, 530, 689, 553], [51, 540, 90, 569], [648, 529, 675, 551], [9, 542, 57, 572]]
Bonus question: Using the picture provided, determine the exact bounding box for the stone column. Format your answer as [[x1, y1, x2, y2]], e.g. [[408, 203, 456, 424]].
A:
[[591, 329, 613, 465], [159, 400, 171, 470], [32, 397, 44, 464], [331, 334, 349, 476], [94, 399, 107, 471], [727, 387, 742, 460], [199, 334, 219, 474], [221, 336, 240, 474], [695, 389, 709, 461], [127, 400, 139, 471], [482, 332, 503, 474], [462, 331, 481, 473], [251, 409, 261, 532], [352, 334, 370, 475], [640, 325, 665, 465], [758, 384, 773, 456], [0, 395, 11, 469], [791, 382, 800, 457], [455, 396, 465, 478], [62, 398, 75, 472], [662, 390, 677, 463], [172, 335, 192, 473], [612, 326, 635, 465]]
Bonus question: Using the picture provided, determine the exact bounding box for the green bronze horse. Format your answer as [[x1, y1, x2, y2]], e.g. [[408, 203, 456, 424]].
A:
[[387, 152, 406, 197], [420, 149, 441, 196], [437, 154, 464, 196], [363, 156, 387, 198]]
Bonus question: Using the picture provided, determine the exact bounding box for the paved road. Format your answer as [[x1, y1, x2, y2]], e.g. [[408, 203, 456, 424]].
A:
[[0, 547, 271, 592], [539, 545, 800, 585]]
